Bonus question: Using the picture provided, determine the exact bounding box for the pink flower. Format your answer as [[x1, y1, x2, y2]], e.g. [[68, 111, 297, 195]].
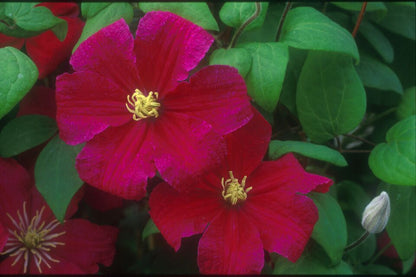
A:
[[55, 12, 252, 200], [0, 2, 84, 79], [0, 224, 7, 253], [0, 158, 118, 274], [149, 110, 334, 274]]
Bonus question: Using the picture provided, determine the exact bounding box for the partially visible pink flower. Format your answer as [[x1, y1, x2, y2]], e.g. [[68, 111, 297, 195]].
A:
[[149, 110, 333, 274], [56, 12, 253, 200], [0, 2, 84, 79], [0, 158, 118, 274]]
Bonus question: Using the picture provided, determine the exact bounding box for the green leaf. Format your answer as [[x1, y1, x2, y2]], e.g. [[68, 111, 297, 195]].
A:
[[81, 2, 112, 18], [356, 54, 403, 94], [375, 3, 415, 40], [268, 140, 347, 167], [239, 42, 289, 112], [397, 87, 416, 120], [309, 193, 348, 265], [0, 47, 38, 120], [209, 48, 252, 78], [73, 2, 134, 53], [335, 181, 370, 217], [359, 20, 394, 63], [331, 2, 387, 12], [402, 253, 416, 274], [0, 115, 57, 157], [369, 116, 416, 186], [357, 264, 397, 275], [219, 2, 268, 32], [296, 51, 366, 143], [142, 218, 160, 241], [35, 135, 84, 222], [381, 184, 416, 260], [139, 2, 218, 31], [50, 20, 68, 42], [280, 7, 359, 62]]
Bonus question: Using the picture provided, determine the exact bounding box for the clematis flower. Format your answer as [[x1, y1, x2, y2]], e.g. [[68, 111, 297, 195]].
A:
[[55, 12, 252, 200], [149, 110, 334, 274], [0, 224, 7, 253], [0, 158, 118, 274], [0, 2, 84, 79]]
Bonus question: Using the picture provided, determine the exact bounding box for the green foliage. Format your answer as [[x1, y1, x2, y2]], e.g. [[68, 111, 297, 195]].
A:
[[382, 184, 416, 260], [397, 87, 416, 120], [374, 3, 415, 40], [209, 48, 252, 78], [356, 264, 398, 275], [330, 2, 387, 12], [0, 47, 38, 120], [81, 3, 112, 19], [296, 51, 366, 143], [310, 193, 348, 265], [0, 115, 57, 157], [139, 2, 218, 31], [239, 42, 289, 112], [142, 218, 160, 241], [369, 115, 416, 186], [219, 2, 268, 31], [335, 181, 370, 217], [269, 140, 347, 167], [358, 20, 394, 63], [73, 2, 133, 52], [35, 135, 84, 222], [280, 7, 359, 61]]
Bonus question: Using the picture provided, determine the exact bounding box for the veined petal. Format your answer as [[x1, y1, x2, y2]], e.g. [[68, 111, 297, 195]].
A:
[[76, 122, 155, 200], [70, 19, 142, 92], [56, 71, 131, 145], [134, 11, 214, 96], [26, 16, 84, 79], [165, 65, 253, 135], [152, 112, 226, 192], [149, 182, 221, 251], [197, 210, 264, 274], [245, 192, 318, 262]]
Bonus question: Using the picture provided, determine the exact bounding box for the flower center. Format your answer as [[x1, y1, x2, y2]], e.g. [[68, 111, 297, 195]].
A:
[[221, 171, 252, 205], [0, 202, 65, 274], [126, 89, 161, 121]]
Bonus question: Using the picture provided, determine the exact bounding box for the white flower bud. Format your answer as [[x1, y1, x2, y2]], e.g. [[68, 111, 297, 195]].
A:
[[361, 191, 390, 234]]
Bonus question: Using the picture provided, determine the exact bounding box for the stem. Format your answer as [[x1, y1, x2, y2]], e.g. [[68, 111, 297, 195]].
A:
[[228, 2, 262, 49], [343, 133, 376, 146], [344, 231, 370, 252], [366, 241, 393, 265], [341, 149, 372, 153], [335, 136, 342, 152], [275, 2, 292, 42], [351, 2, 367, 38], [360, 107, 397, 129]]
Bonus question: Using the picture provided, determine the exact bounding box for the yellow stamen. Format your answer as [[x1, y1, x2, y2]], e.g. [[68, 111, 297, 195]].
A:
[[221, 171, 252, 205], [126, 89, 160, 121]]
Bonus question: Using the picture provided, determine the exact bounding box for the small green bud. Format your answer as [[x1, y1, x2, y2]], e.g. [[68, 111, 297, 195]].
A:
[[361, 191, 390, 234]]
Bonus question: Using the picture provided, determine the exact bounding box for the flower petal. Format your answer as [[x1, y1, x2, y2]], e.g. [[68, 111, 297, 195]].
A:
[[197, 210, 264, 274], [51, 219, 118, 273], [25, 16, 84, 79], [134, 11, 214, 95], [70, 19, 141, 93], [0, 33, 24, 49], [56, 71, 131, 145], [149, 182, 221, 251], [76, 122, 155, 200], [0, 256, 24, 274], [165, 65, 253, 135], [0, 223, 7, 252], [17, 85, 56, 118], [38, 2, 80, 17], [152, 112, 226, 191]]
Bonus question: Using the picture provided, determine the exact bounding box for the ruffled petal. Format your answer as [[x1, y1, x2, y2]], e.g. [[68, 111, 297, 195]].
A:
[[134, 11, 213, 96], [244, 191, 318, 262], [51, 219, 118, 273], [197, 210, 264, 274], [149, 182, 221, 251], [56, 71, 131, 145], [17, 85, 56, 118], [38, 2, 79, 17], [164, 65, 253, 135], [76, 122, 155, 200], [26, 16, 84, 79], [70, 19, 142, 93], [152, 112, 226, 191], [0, 33, 25, 49]]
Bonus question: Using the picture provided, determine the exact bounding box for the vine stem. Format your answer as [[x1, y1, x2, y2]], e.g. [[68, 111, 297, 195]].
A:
[[275, 2, 292, 42], [344, 231, 370, 252], [343, 133, 376, 146], [228, 2, 262, 49], [351, 2, 368, 37]]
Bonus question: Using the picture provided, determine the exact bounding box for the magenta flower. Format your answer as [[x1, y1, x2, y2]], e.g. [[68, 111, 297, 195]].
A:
[[0, 158, 118, 274], [149, 110, 334, 274], [56, 12, 252, 200], [0, 224, 7, 253]]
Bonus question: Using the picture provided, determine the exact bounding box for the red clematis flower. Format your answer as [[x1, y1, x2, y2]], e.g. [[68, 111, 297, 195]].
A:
[[0, 2, 84, 79], [55, 12, 252, 200], [149, 110, 334, 274], [0, 224, 7, 253], [0, 158, 118, 274]]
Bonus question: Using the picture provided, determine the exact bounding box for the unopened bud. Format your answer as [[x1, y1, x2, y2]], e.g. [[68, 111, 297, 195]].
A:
[[361, 191, 390, 234]]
